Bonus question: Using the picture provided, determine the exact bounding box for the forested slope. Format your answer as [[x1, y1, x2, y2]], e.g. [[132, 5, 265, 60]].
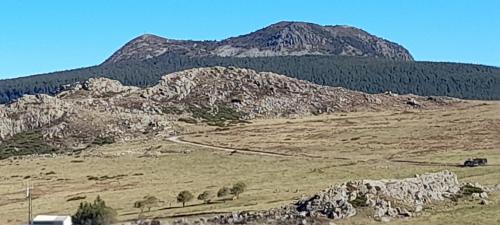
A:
[[1, 54, 499, 104]]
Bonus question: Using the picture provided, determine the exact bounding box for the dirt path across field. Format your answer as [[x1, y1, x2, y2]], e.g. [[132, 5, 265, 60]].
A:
[[166, 136, 327, 159]]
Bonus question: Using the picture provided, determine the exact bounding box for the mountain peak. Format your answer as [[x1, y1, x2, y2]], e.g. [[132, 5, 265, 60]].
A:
[[268, 20, 317, 27], [133, 33, 169, 42], [103, 21, 413, 65]]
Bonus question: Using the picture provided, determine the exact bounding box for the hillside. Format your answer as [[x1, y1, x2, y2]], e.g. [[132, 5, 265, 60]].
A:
[[1, 98, 499, 225], [0, 67, 458, 157], [1, 54, 500, 104], [103, 21, 413, 64]]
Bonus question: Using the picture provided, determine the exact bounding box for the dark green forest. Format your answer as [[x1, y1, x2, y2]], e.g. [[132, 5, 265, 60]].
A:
[[1, 54, 500, 104]]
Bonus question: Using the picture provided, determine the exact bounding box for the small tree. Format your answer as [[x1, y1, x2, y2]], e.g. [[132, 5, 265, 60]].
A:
[[217, 186, 231, 202], [134, 195, 160, 214], [177, 191, 193, 207], [72, 195, 117, 225], [133, 200, 145, 214], [230, 182, 247, 199], [197, 191, 213, 204]]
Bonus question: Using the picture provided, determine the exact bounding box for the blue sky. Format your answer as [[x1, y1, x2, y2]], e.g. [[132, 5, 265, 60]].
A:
[[0, 0, 499, 79]]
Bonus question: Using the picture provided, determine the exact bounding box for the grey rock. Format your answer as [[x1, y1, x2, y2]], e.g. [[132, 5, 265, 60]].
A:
[[480, 199, 490, 205], [472, 193, 481, 200]]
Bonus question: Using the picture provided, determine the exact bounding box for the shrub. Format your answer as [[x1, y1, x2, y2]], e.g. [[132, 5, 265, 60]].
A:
[[72, 196, 117, 225], [217, 186, 231, 202], [217, 186, 231, 198], [349, 194, 368, 208], [461, 184, 483, 196], [197, 191, 213, 204], [92, 136, 115, 146]]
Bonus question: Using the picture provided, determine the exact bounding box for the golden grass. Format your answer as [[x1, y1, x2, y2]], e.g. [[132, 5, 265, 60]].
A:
[[0, 101, 499, 225]]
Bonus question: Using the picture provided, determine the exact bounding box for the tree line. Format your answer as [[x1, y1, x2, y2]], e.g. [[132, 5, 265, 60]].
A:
[[72, 182, 247, 225], [1, 54, 500, 104]]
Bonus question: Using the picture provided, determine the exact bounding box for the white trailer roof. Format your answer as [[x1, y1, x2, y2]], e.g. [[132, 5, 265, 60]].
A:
[[33, 215, 71, 221]]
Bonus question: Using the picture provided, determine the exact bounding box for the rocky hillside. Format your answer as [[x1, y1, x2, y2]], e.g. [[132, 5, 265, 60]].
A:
[[0, 67, 457, 155], [103, 21, 413, 64]]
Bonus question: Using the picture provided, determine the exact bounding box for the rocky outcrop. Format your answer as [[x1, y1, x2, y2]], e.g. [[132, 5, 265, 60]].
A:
[[0, 94, 71, 140], [103, 21, 413, 65], [81, 77, 138, 95], [219, 21, 413, 60], [144, 67, 456, 119], [0, 67, 458, 153], [293, 170, 461, 221]]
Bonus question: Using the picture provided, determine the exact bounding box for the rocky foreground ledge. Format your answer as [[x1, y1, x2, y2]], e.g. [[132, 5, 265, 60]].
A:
[[135, 171, 498, 225]]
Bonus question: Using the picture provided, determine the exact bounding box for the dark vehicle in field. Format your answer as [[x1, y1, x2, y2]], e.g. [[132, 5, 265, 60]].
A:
[[463, 158, 488, 167]]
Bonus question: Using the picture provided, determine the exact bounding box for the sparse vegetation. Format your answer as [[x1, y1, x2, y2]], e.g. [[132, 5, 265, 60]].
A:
[[190, 105, 247, 126], [0, 130, 58, 160], [161, 106, 183, 115]]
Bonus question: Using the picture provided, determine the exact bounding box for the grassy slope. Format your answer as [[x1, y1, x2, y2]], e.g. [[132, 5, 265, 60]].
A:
[[0, 102, 499, 225]]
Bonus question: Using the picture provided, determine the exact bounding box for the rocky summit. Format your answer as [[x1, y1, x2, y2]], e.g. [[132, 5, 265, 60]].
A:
[[103, 21, 413, 64], [0, 66, 456, 152]]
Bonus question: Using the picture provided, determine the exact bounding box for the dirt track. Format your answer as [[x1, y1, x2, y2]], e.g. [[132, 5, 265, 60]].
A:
[[167, 136, 294, 157]]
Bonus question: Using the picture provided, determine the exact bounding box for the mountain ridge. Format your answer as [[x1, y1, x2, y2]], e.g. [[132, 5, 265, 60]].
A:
[[103, 21, 413, 64]]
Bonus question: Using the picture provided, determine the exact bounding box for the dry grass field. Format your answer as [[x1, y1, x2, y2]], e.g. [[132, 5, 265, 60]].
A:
[[1, 101, 499, 225]]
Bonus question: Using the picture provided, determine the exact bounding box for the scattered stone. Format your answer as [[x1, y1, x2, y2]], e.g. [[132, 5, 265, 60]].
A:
[[407, 98, 421, 107], [471, 193, 481, 200]]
